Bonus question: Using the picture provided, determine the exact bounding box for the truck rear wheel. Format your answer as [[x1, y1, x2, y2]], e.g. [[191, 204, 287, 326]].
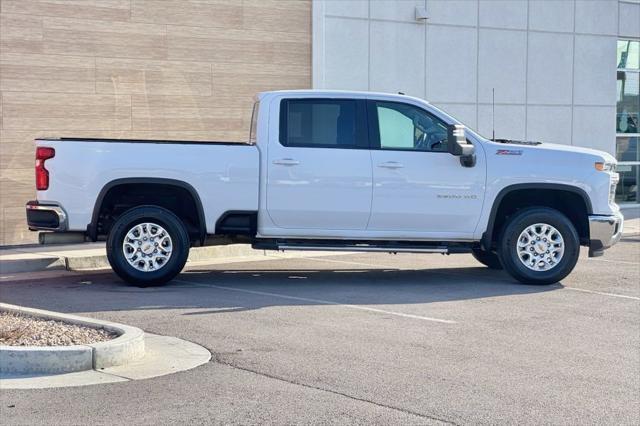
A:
[[106, 206, 190, 286], [498, 207, 579, 285], [471, 248, 503, 269]]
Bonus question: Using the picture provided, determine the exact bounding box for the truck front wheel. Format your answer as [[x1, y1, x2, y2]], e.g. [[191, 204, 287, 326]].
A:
[[498, 207, 579, 285], [106, 206, 190, 286]]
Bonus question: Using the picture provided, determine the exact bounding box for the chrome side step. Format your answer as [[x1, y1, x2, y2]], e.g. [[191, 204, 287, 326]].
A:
[[274, 244, 448, 254]]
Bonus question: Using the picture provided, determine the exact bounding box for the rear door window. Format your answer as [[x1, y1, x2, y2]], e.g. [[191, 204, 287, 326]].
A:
[[279, 99, 367, 148]]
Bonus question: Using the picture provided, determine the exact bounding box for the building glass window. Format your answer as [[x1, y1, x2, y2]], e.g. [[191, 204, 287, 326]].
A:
[[616, 40, 640, 204]]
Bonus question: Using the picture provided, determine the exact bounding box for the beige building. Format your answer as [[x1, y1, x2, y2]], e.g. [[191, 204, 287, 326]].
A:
[[0, 0, 312, 245]]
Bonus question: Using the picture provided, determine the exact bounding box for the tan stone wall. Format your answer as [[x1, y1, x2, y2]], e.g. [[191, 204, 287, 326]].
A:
[[0, 0, 311, 245]]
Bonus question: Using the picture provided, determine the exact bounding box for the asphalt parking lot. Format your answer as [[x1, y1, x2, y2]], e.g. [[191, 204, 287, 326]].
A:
[[1, 238, 639, 425]]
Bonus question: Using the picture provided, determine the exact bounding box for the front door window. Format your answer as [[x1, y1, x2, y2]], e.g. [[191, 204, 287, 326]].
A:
[[374, 101, 449, 152]]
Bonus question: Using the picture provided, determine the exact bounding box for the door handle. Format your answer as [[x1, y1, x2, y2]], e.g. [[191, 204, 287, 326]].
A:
[[378, 161, 404, 169], [272, 158, 300, 166]]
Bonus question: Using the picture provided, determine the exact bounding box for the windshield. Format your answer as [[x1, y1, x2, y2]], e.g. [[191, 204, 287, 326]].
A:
[[427, 103, 489, 142]]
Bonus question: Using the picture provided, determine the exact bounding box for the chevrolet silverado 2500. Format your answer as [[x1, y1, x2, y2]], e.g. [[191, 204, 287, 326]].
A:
[[26, 90, 623, 286]]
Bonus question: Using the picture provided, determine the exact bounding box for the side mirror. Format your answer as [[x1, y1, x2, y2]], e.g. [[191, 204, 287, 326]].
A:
[[447, 124, 476, 167]]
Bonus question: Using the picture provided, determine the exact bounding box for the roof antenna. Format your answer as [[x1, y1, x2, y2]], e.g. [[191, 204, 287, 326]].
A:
[[492, 87, 495, 141]]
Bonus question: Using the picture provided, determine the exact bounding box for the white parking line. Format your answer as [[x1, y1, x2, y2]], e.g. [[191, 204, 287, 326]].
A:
[[588, 258, 639, 266], [564, 287, 640, 301], [175, 279, 457, 324]]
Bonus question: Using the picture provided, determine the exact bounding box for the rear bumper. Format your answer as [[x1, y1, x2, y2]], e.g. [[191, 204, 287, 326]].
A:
[[588, 212, 623, 257], [26, 201, 67, 231]]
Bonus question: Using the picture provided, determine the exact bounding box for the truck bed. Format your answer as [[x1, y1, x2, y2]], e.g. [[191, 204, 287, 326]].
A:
[[35, 137, 260, 235], [36, 137, 252, 146]]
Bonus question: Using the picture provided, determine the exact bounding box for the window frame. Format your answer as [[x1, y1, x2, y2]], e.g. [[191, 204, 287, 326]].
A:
[[249, 100, 260, 144], [278, 98, 369, 150], [616, 38, 640, 205], [366, 100, 450, 153]]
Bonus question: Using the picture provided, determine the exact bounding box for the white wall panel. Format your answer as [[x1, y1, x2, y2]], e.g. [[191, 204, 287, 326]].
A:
[[426, 0, 478, 26], [575, 0, 618, 35], [370, 0, 423, 22], [526, 106, 573, 145], [572, 106, 616, 153], [527, 32, 573, 105], [619, 1, 640, 38], [426, 25, 477, 103], [574, 34, 617, 106], [479, 0, 528, 30], [529, 0, 575, 33], [370, 21, 425, 97], [324, 0, 369, 18], [323, 17, 369, 90], [478, 104, 526, 140], [478, 29, 527, 103]]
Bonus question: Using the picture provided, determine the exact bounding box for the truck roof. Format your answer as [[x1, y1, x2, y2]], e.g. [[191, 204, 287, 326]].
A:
[[258, 89, 431, 104]]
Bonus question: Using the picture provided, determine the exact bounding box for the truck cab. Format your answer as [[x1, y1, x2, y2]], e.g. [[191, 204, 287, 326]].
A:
[[27, 90, 623, 286]]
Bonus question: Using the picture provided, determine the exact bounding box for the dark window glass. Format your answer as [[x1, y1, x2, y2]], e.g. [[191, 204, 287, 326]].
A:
[[616, 40, 640, 134], [280, 99, 360, 148], [375, 101, 449, 152], [616, 71, 640, 134], [616, 136, 639, 203]]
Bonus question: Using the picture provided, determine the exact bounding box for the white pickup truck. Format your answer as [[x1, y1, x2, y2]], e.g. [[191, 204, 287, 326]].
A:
[[27, 90, 623, 286]]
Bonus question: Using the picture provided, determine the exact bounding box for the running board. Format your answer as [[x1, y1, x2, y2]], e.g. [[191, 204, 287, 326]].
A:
[[278, 244, 448, 253], [254, 241, 452, 254]]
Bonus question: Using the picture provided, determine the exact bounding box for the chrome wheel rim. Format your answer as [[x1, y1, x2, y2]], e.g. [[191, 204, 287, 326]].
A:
[[123, 222, 172, 272], [517, 223, 564, 272]]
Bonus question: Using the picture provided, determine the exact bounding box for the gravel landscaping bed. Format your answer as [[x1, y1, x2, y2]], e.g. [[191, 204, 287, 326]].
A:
[[0, 311, 117, 346]]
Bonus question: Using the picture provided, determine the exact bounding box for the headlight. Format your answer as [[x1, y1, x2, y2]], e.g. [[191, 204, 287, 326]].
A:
[[595, 162, 616, 172]]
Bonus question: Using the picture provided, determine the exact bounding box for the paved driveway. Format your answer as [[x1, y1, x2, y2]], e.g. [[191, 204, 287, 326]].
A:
[[1, 239, 639, 425]]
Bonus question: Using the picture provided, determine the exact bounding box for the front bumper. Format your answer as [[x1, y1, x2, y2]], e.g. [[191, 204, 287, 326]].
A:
[[26, 201, 67, 231], [588, 212, 623, 257]]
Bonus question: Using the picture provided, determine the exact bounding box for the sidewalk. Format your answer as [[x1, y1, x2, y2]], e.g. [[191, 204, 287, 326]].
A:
[[1, 210, 638, 275], [0, 243, 268, 275], [622, 206, 640, 235]]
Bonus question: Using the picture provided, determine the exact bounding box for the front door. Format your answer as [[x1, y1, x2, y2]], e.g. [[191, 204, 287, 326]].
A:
[[367, 100, 485, 239], [265, 98, 372, 232]]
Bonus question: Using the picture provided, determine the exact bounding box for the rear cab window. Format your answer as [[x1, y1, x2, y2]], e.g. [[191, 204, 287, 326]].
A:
[[279, 99, 368, 149]]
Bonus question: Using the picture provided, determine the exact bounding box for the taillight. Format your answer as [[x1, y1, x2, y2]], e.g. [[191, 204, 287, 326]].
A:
[[35, 147, 55, 190]]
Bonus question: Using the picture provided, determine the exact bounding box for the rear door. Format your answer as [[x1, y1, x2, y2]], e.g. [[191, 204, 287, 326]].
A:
[[265, 98, 372, 231]]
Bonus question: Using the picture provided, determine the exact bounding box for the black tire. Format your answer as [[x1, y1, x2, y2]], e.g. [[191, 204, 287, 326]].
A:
[[106, 206, 190, 286], [498, 207, 579, 285], [471, 248, 503, 269]]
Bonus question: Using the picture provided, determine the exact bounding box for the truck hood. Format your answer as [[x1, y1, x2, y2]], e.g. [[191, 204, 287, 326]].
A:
[[486, 139, 616, 163], [529, 142, 616, 162]]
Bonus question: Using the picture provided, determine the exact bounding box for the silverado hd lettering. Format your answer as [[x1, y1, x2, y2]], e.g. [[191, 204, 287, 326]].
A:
[[26, 90, 623, 286]]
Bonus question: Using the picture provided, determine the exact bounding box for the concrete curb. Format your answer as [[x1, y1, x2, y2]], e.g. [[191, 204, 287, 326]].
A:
[[1, 333, 211, 389], [0, 303, 145, 375]]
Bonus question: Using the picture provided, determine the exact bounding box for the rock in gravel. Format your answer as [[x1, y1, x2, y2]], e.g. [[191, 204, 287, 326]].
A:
[[0, 311, 117, 346]]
